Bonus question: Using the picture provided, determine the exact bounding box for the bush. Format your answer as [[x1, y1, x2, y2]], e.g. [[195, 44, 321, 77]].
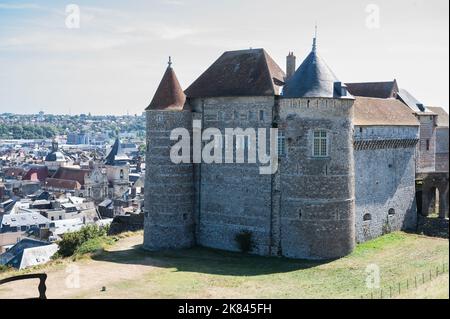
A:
[[382, 217, 392, 235], [0, 264, 11, 273], [235, 230, 253, 253], [58, 224, 110, 257], [75, 236, 116, 256]]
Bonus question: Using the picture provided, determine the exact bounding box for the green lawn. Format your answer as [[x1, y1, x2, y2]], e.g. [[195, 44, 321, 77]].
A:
[[0, 231, 448, 299]]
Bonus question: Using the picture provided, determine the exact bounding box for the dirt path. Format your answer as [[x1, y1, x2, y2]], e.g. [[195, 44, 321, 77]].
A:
[[0, 234, 159, 299], [0, 232, 448, 299]]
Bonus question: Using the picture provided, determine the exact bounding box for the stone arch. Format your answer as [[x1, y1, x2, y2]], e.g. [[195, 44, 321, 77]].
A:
[[418, 172, 449, 219]]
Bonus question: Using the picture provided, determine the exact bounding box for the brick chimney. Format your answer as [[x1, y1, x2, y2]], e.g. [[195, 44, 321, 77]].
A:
[[286, 52, 296, 81]]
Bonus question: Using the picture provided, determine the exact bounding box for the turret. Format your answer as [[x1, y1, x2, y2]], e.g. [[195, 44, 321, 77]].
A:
[[143, 58, 195, 250], [279, 35, 355, 259]]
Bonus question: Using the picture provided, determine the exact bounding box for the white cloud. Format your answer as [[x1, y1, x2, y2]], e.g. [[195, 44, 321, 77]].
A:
[[0, 3, 40, 10], [161, 0, 185, 5], [0, 4, 203, 53]]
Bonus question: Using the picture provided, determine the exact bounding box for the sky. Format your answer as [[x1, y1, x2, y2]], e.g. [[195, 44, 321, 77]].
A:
[[0, 0, 448, 115]]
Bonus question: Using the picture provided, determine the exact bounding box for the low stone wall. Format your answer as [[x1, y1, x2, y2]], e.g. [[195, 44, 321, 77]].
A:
[[417, 216, 449, 239], [108, 213, 144, 235]]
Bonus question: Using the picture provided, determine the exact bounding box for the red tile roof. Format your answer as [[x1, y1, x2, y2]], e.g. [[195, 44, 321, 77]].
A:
[[51, 167, 91, 185], [427, 107, 449, 128], [185, 49, 285, 98], [354, 97, 419, 126], [23, 166, 49, 182], [44, 178, 81, 190], [147, 66, 186, 111], [3, 168, 26, 179]]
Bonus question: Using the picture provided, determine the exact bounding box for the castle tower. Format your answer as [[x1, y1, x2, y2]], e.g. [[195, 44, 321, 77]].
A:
[[279, 35, 356, 259], [286, 52, 296, 81], [143, 58, 195, 250]]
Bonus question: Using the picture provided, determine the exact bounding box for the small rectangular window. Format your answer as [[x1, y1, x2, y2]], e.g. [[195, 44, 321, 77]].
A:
[[313, 130, 328, 157], [426, 139, 430, 151], [259, 110, 265, 121]]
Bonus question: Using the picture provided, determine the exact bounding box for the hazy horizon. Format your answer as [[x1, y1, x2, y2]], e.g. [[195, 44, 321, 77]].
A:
[[0, 0, 449, 115]]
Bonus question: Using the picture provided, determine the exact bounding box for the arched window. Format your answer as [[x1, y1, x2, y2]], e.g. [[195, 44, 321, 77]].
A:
[[388, 208, 395, 216], [363, 213, 372, 221]]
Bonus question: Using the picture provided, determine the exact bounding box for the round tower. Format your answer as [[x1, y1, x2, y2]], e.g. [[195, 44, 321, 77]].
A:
[[279, 36, 355, 259], [144, 58, 195, 250]]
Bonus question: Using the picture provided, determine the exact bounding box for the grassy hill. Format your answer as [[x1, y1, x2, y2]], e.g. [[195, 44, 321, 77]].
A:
[[0, 231, 448, 299]]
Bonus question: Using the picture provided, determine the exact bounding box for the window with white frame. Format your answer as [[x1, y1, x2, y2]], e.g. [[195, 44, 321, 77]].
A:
[[278, 131, 286, 157], [313, 130, 328, 157]]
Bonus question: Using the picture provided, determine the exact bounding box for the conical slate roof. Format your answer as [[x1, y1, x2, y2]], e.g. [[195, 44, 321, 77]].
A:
[[185, 49, 285, 98], [105, 137, 120, 165], [282, 40, 350, 99], [147, 63, 186, 111]]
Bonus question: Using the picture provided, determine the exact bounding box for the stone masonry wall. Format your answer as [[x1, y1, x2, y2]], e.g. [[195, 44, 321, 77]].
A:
[[354, 125, 419, 243], [189, 96, 275, 255], [277, 98, 355, 259], [417, 115, 436, 173], [144, 110, 195, 250], [435, 127, 449, 172]]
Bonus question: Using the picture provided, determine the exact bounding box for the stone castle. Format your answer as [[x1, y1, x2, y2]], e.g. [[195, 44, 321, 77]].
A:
[[144, 36, 449, 260]]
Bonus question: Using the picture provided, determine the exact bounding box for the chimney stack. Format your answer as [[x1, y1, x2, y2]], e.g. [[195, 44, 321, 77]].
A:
[[286, 52, 296, 81]]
